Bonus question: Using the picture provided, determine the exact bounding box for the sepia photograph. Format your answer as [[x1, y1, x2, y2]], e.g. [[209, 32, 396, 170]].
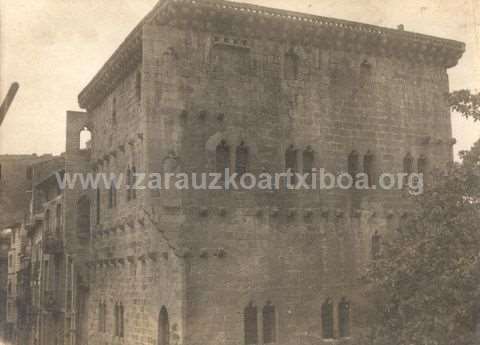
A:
[[0, 1, 479, 345]]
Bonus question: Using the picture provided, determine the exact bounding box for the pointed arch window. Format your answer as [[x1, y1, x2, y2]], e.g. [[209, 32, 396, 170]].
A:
[[417, 155, 427, 175], [77, 196, 90, 240], [236, 142, 249, 177], [364, 151, 375, 187], [115, 303, 124, 337], [348, 151, 360, 179], [338, 298, 350, 338], [244, 302, 258, 345], [216, 140, 230, 178], [285, 145, 298, 187], [158, 306, 170, 345], [403, 153, 414, 174], [322, 299, 334, 339], [303, 146, 314, 186], [98, 301, 106, 333], [263, 302, 276, 344]]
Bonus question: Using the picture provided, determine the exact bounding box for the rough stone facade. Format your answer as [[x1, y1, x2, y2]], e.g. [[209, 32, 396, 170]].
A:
[[0, 1, 466, 345], [72, 1, 465, 345]]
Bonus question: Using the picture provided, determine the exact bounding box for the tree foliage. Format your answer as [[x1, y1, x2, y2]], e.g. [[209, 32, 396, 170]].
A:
[[360, 91, 480, 345]]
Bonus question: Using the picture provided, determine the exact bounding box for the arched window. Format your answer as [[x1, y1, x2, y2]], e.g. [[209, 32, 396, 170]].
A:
[[303, 146, 314, 185], [417, 155, 427, 175], [285, 145, 298, 187], [56, 204, 62, 235], [236, 142, 249, 177], [99, 301, 106, 333], [98, 301, 105, 332], [96, 188, 101, 225], [371, 231, 381, 260], [338, 298, 350, 338], [158, 306, 170, 345], [403, 153, 414, 174], [216, 140, 230, 178], [364, 151, 375, 187], [77, 196, 90, 240], [322, 299, 334, 339], [285, 49, 299, 80], [348, 151, 359, 179], [244, 302, 258, 345], [80, 127, 92, 150], [263, 302, 276, 344]]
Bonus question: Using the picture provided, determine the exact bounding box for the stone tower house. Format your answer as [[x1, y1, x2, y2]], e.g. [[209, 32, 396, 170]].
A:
[[71, 1, 465, 345]]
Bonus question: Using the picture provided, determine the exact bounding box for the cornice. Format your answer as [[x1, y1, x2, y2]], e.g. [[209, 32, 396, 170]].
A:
[[78, 0, 465, 111]]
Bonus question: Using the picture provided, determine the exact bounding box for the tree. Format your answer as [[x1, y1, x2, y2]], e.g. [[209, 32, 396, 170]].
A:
[[359, 91, 480, 345]]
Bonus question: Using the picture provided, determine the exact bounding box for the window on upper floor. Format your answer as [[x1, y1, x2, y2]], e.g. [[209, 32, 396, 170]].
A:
[[417, 155, 427, 175], [403, 153, 414, 175], [216, 140, 230, 179], [26, 166, 33, 180], [80, 127, 92, 150], [303, 146, 314, 186], [126, 166, 132, 201], [285, 145, 298, 187], [364, 151, 375, 187], [236, 142, 249, 177], [322, 298, 334, 339], [284, 48, 300, 80], [45, 210, 51, 233], [263, 302, 276, 344], [244, 302, 258, 345], [348, 151, 360, 179], [131, 166, 137, 200]]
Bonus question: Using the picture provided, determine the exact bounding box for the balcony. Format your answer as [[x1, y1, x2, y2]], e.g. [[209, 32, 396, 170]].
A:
[[43, 232, 64, 255]]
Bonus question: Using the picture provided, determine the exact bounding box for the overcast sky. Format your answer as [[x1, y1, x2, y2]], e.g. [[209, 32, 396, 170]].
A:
[[0, 0, 479, 158]]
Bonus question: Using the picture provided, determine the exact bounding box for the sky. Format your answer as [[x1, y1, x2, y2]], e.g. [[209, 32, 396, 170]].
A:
[[0, 0, 479, 158]]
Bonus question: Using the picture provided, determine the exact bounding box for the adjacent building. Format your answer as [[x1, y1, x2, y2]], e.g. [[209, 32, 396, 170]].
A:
[[0, 1, 467, 345]]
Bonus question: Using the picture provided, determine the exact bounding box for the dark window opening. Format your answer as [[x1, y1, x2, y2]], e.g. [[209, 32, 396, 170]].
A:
[[112, 97, 117, 125], [338, 298, 350, 338], [158, 306, 169, 345], [131, 166, 137, 200], [363, 151, 375, 187], [263, 302, 276, 344], [285, 49, 300, 80], [348, 151, 360, 179], [322, 299, 334, 339], [403, 153, 414, 174], [77, 196, 90, 240], [285, 145, 298, 187], [26, 166, 33, 180], [244, 302, 258, 345], [417, 155, 427, 175], [303, 146, 314, 185], [236, 142, 249, 177], [216, 140, 230, 179]]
